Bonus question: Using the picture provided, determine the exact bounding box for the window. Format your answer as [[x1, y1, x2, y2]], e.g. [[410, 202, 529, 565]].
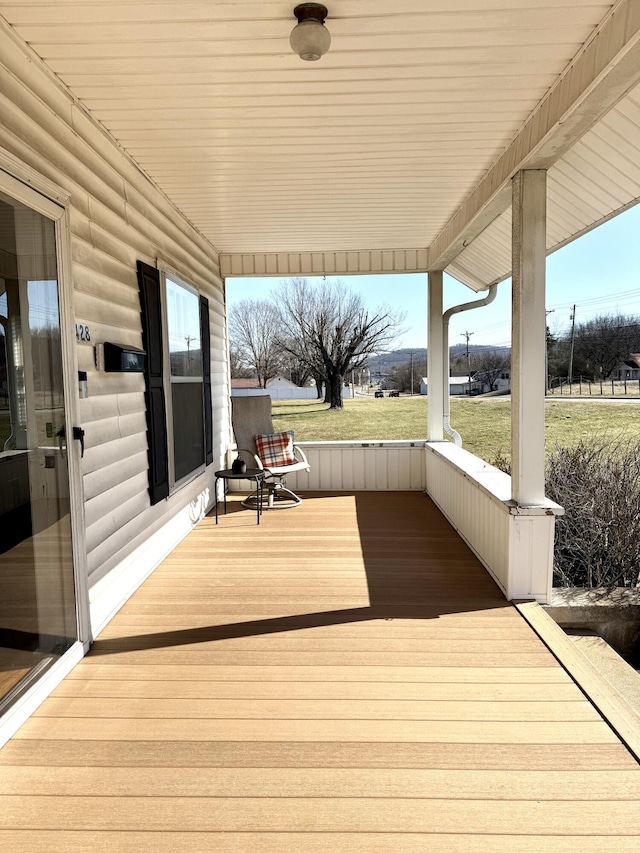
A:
[[137, 261, 212, 504], [164, 275, 204, 486]]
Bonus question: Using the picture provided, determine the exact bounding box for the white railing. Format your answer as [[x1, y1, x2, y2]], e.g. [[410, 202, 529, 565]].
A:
[[287, 440, 426, 491], [227, 440, 426, 492], [224, 439, 562, 603], [425, 442, 563, 603]]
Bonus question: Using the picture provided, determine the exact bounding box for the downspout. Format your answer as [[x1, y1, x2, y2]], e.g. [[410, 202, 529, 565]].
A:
[[443, 284, 498, 446]]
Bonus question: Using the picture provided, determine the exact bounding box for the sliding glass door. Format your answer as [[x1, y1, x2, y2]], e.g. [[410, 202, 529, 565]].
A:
[[0, 189, 78, 711]]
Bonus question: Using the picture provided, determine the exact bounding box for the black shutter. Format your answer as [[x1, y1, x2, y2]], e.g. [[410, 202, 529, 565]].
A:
[[200, 294, 213, 466], [137, 260, 169, 504]]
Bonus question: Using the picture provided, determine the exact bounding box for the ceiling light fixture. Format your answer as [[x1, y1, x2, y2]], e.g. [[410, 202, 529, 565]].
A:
[[290, 4, 331, 61]]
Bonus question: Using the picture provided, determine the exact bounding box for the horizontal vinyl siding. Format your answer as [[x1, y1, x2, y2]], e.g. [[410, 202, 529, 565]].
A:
[[0, 32, 228, 602]]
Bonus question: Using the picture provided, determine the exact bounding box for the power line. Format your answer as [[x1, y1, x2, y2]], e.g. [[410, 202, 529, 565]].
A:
[[548, 287, 640, 312]]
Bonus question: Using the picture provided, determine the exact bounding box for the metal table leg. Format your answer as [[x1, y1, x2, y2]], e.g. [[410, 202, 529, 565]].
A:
[[256, 475, 262, 524]]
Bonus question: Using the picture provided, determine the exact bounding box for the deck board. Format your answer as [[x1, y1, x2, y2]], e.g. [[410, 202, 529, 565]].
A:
[[1, 491, 639, 849]]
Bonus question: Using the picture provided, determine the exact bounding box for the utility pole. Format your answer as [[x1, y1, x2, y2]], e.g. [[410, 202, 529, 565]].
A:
[[461, 330, 474, 395], [184, 335, 196, 364], [568, 305, 576, 390]]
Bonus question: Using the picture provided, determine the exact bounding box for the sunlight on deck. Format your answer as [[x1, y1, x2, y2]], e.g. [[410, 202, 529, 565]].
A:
[[0, 492, 638, 851]]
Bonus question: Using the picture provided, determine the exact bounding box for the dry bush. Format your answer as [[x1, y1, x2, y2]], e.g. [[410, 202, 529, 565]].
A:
[[546, 435, 640, 588], [486, 449, 511, 475]]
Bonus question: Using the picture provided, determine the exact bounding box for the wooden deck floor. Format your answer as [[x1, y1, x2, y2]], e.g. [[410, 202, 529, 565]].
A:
[[1, 491, 639, 851]]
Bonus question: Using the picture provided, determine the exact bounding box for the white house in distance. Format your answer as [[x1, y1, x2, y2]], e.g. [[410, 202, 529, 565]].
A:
[[2, 2, 640, 762], [617, 354, 640, 380], [231, 375, 319, 399], [420, 376, 483, 396], [231, 376, 352, 400]]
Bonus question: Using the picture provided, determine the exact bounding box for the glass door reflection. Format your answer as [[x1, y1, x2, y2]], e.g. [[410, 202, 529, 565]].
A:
[[0, 192, 77, 711]]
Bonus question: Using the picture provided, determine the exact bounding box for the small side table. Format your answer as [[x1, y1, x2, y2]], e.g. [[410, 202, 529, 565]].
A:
[[214, 468, 266, 525]]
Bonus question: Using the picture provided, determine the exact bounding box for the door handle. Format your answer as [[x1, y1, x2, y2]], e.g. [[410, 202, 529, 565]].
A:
[[72, 426, 85, 458], [55, 426, 85, 458]]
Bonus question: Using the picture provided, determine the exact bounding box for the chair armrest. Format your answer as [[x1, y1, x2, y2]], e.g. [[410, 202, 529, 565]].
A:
[[293, 443, 310, 468]]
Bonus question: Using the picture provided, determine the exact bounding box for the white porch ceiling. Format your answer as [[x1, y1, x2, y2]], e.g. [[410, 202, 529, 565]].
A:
[[2, 0, 639, 284], [447, 81, 640, 289]]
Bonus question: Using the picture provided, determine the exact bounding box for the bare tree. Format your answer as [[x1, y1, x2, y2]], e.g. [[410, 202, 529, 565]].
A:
[[570, 313, 640, 380], [472, 349, 510, 391], [228, 299, 282, 388], [279, 350, 313, 388], [273, 279, 328, 400], [228, 343, 253, 379], [276, 278, 404, 409]]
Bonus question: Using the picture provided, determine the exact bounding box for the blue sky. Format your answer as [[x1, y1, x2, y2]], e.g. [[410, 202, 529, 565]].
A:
[[227, 203, 640, 351]]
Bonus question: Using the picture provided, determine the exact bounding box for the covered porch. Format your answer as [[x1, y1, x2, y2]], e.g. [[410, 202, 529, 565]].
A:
[[1, 0, 640, 818], [1, 491, 638, 850]]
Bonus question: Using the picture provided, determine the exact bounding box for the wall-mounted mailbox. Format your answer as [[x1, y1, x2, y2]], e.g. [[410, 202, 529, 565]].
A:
[[103, 342, 146, 373]]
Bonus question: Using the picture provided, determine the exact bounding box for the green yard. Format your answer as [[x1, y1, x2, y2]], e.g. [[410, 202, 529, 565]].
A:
[[272, 396, 640, 462]]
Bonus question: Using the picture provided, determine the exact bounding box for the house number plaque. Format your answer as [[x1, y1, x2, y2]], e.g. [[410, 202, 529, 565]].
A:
[[75, 323, 91, 343]]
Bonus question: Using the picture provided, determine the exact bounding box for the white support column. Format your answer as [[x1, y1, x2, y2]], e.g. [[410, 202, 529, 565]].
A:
[[427, 270, 444, 441], [511, 170, 547, 506]]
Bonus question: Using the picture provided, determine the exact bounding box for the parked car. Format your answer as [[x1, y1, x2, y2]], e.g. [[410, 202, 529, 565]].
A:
[[388, 390, 400, 397], [374, 390, 384, 398]]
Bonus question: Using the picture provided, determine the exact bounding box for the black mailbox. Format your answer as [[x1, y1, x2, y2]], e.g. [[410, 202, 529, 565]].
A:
[[104, 342, 146, 373]]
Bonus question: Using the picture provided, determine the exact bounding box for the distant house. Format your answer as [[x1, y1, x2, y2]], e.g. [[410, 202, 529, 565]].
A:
[[230, 378, 260, 391], [231, 376, 309, 391], [494, 370, 511, 392], [474, 368, 511, 393], [420, 376, 483, 396], [617, 355, 640, 380], [231, 375, 319, 400], [266, 376, 303, 390]]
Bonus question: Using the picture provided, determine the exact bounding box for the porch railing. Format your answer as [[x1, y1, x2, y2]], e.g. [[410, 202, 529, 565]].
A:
[[224, 439, 563, 603], [425, 442, 563, 602]]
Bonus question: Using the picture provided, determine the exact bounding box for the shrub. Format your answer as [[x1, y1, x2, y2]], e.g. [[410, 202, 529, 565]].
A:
[[486, 449, 511, 475], [546, 436, 640, 588]]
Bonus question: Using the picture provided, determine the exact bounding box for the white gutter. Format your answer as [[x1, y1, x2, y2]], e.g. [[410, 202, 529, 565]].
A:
[[442, 284, 498, 446]]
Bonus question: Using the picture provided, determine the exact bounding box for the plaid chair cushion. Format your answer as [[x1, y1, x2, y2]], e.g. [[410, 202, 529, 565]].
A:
[[255, 430, 296, 467]]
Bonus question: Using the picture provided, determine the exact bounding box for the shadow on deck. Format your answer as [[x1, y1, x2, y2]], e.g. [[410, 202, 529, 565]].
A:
[[1, 491, 639, 851], [88, 491, 508, 656]]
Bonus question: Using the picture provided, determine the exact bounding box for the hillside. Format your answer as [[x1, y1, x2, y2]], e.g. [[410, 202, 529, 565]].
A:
[[367, 344, 510, 380]]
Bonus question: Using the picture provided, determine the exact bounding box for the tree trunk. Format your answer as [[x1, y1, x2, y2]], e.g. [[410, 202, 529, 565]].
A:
[[328, 371, 344, 409], [312, 371, 325, 399]]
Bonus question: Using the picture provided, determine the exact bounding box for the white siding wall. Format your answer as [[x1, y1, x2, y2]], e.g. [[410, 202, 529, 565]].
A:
[[0, 27, 229, 635]]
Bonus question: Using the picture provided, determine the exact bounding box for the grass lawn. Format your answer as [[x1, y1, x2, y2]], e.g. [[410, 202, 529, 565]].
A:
[[272, 396, 640, 462]]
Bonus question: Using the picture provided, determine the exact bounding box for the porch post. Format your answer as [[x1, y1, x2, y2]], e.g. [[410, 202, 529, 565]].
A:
[[427, 270, 444, 441], [511, 170, 547, 505]]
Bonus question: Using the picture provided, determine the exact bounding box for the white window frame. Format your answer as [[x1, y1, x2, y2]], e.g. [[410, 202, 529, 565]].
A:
[[159, 268, 206, 491]]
